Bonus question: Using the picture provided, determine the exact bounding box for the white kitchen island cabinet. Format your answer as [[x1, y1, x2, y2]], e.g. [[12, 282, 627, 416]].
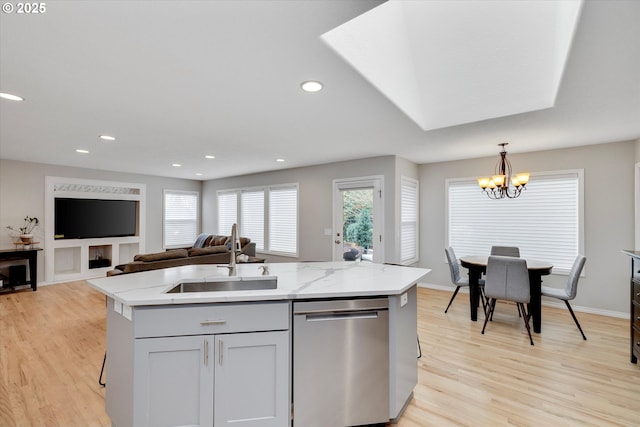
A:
[[105, 298, 291, 427], [135, 335, 214, 427], [89, 262, 431, 427]]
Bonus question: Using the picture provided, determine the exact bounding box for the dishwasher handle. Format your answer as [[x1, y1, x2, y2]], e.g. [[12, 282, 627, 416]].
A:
[[301, 310, 383, 322]]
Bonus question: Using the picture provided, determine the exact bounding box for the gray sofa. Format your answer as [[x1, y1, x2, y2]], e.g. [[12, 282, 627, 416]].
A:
[[107, 234, 256, 276]]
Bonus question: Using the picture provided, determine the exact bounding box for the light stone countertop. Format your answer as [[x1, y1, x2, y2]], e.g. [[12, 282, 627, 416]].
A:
[[87, 261, 431, 306]]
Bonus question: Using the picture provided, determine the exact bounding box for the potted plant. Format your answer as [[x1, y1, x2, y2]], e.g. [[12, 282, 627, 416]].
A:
[[6, 216, 39, 243]]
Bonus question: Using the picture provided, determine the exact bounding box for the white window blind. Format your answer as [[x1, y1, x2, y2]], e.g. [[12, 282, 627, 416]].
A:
[[217, 184, 298, 257], [268, 186, 298, 255], [241, 190, 265, 251], [401, 177, 419, 263], [217, 191, 237, 236], [448, 171, 582, 272], [164, 190, 199, 248]]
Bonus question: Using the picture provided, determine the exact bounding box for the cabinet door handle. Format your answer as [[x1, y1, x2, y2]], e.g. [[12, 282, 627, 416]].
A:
[[200, 319, 226, 326], [204, 339, 208, 366], [218, 339, 223, 366]]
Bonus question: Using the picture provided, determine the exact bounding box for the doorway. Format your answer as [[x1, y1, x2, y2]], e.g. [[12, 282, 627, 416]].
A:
[[333, 177, 384, 263]]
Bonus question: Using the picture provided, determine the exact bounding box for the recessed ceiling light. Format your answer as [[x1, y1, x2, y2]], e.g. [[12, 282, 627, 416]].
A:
[[276, 158, 285, 162], [205, 155, 215, 159], [76, 149, 89, 154], [195, 173, 203, 176], [99, 135, 116, 141], [301, 81, 323, 93], [0, 92, 24, 101], [172, 163, 182, 167]]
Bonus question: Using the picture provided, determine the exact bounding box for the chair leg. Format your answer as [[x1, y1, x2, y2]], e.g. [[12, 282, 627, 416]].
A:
[[479, 288, 487, 312], [564, 300, 587, 340], [444, 286, 461, 313], [482, 299, 496, 334], [99, 352, 106, 387], [519, 303, 534, 346]]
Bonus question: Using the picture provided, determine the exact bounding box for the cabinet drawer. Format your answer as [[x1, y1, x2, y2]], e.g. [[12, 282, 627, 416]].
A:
[[634, 280, 640, 305], [133, 301, 290, 338], [634, 326, 640, 359]]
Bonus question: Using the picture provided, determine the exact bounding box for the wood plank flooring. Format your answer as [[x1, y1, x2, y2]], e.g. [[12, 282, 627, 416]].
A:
[[0, 282, 638, 426]]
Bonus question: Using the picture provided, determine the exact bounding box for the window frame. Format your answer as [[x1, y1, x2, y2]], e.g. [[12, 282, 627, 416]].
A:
[[445, 169, 584, 275], [163, 189, 200, 249]]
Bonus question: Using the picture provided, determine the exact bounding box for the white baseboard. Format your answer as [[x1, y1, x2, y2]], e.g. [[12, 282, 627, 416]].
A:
[[417, 282, 628, 319]]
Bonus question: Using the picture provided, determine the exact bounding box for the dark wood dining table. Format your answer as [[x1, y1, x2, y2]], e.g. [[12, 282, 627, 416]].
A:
[[459, 255, 553, 333]]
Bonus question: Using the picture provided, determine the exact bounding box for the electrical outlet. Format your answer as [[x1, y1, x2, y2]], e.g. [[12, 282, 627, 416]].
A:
[[401, 292, 408, 307]]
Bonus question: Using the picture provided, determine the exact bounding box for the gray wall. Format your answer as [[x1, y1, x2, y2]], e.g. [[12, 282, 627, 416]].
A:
[[202, 156, 401, 263], [0, 159, 201, 282], [418, 140, 636, 315], [3, 139, 637, 316]]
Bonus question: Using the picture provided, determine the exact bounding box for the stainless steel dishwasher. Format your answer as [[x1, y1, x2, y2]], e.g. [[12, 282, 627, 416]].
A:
[[293, 298, 389, 427]]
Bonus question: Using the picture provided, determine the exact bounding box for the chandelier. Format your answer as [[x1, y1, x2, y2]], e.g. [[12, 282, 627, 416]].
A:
[[477, 143, 530, 199]]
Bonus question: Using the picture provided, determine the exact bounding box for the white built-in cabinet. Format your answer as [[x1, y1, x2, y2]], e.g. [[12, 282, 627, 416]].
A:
[[44, 176, 146, 282], [106, 299, 291, 427]]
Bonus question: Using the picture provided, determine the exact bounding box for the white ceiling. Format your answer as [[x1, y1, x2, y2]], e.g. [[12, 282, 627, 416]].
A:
[[322, 0, 582, 130], [1, 0, 639, 181]]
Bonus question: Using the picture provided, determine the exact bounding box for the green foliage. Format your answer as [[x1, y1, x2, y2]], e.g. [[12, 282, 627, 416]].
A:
[[345, 207, 372, 249]]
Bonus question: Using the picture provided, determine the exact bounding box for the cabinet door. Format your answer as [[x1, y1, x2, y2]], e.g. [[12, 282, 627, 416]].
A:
[[134, 335, 214, 427], [214, 331, 290, 427]]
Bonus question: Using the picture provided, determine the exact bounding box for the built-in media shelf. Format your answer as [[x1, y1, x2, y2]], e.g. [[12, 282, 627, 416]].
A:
[[88, 244, 112, 269], [45, 177, 146, 283], [51, 237, 142, 281]]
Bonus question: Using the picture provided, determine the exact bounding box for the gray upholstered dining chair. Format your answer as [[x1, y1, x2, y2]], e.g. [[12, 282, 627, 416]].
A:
[[482, 255, 534, 345], [444, 246, 485, 313], [490, 246, 520, 257], [541, 255, 587, 340]]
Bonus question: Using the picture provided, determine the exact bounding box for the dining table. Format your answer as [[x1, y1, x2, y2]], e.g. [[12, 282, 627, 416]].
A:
[[459, 255, 553, 333]]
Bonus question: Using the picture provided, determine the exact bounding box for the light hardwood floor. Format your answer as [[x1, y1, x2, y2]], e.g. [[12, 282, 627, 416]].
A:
[[0, 282, 638, 426]]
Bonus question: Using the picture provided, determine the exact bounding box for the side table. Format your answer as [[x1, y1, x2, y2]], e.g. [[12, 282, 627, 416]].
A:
[[0, 246, 42, 292]]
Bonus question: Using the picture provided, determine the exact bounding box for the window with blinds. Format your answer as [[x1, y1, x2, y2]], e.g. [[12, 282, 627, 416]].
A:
[[164, 190, 199, 248], [401, 177, 419, 264], [217, 191, 237, 236], [268, 186, 298, 255], [447, 170, 583, 273], [241, 190, 264, 251], [217, 184, 298, 257]]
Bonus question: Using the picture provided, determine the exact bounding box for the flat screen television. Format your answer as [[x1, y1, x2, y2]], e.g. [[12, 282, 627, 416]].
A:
[[55, 198, 138, 239]]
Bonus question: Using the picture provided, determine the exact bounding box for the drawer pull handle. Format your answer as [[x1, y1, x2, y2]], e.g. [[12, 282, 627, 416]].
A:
[[200, 319, 226, 326]]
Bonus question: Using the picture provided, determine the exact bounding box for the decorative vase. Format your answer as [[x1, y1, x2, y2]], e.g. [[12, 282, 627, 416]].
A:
[[20, 234, 33, 243]]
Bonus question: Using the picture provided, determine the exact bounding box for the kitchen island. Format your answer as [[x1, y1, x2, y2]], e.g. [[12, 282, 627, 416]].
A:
[[87, 261, 430, 427]]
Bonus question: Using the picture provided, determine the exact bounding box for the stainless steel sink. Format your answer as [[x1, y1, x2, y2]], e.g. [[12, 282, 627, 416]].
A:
[[166, 276, 277, 293]]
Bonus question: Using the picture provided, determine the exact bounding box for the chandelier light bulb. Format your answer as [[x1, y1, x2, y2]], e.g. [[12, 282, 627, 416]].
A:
[[478, 143, 529, 199]]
